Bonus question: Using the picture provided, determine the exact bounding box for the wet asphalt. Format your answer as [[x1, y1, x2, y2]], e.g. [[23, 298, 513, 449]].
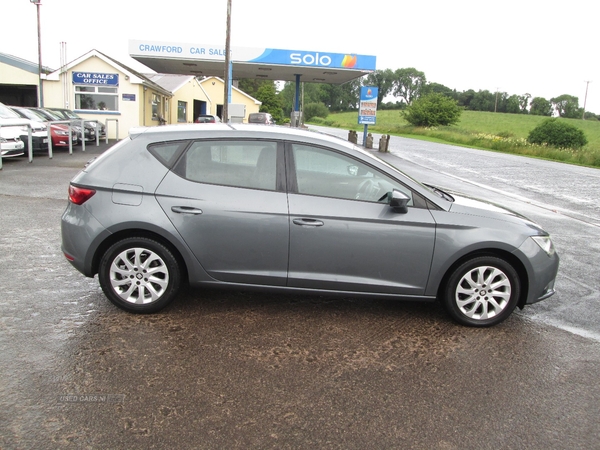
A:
[[0, 133, 599, 449]]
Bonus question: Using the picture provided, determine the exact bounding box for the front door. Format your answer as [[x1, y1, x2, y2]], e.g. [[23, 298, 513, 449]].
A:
[[286, 143, 436, 295]]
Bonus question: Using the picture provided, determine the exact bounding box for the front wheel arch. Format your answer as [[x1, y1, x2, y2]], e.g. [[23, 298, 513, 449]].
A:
[[437, 250, 529, 322]]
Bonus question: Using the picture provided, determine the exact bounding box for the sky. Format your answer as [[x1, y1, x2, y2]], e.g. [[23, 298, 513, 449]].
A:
[[2, 0, 598, 113]]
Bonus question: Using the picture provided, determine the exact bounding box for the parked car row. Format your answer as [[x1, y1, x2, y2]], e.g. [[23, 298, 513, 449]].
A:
[[9, 105, 78, 150], [0, 101, 106, 158]]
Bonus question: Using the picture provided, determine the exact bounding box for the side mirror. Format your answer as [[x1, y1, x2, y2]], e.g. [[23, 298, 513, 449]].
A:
[[386, 189, 410, 213]]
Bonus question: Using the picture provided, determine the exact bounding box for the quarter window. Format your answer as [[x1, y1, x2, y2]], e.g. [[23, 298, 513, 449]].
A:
[[175, 141, 278, 191]]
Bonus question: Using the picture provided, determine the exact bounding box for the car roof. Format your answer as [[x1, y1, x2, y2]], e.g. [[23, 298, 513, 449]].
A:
[[128, 123, 352, 148]]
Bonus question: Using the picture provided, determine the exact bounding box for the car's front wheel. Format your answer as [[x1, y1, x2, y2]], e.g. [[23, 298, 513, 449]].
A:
[[98, 237, 181, 313], [442, 256, 521, 327]]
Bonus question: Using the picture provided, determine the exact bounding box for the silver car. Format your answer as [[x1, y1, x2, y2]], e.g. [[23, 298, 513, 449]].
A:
[[61, 124, 559, 326]]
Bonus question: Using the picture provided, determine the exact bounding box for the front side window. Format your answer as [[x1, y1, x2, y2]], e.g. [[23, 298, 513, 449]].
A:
[[175, 140, 278, 191], [75, 86, 118, 111], [291, 144, 414, 204]]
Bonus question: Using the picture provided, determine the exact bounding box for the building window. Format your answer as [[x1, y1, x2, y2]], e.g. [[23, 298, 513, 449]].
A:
[[152, 94, 161, 120], [178, 101, 187, 123], [75, 86, 118, 111]]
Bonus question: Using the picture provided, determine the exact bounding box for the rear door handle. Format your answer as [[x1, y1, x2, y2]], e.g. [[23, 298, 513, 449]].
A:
[[171, 206, 203, 215], [293, 218, 324, 227]]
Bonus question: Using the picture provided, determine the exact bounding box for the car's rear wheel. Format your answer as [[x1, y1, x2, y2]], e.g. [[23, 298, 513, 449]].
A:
[[442, 256, 520, 327], [98, 237, 181, 313]]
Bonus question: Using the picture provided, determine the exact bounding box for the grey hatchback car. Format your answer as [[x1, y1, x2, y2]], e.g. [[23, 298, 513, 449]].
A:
[[61, 124, 559, 326]]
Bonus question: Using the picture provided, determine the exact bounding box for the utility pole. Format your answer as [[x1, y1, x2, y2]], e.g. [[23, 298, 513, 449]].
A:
[[582, 81, 591, 120], [30, 0, 43, 107], [223, 0, 232, 123], [494, 87, 500, 113]]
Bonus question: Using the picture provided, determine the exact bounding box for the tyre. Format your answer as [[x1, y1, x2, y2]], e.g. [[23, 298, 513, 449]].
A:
[[442, 256, 520, 327], [98, 237, 181, 313]]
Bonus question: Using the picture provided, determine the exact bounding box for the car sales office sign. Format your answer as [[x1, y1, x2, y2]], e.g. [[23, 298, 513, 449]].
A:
[[358, 86, 378, 125], [72, 72, 119, 86]]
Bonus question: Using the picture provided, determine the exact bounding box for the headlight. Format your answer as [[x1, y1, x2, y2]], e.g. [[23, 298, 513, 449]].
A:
[[55, 130, 69, 136], [531, 235, 555, 256]]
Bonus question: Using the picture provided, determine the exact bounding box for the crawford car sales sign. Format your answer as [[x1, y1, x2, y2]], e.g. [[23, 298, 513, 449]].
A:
[[72, 72, 119, 86]]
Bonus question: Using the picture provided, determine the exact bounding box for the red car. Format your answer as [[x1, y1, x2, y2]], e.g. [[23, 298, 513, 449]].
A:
[[10, 106, 78, 148]]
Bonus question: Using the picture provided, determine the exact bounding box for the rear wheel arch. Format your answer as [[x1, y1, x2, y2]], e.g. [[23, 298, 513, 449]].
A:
[[92, 229, 189, 285]]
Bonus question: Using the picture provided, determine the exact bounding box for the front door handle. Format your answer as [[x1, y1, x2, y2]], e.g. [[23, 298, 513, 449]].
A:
[[293, 218, 324, 227], [171, 206, 203, 215]]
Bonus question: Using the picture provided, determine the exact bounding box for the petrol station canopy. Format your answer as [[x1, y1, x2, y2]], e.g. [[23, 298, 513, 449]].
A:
[[129, 40, 376, 84]]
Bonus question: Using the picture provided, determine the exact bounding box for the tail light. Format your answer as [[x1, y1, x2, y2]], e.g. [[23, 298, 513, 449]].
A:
[[68, 184, 96, 205]]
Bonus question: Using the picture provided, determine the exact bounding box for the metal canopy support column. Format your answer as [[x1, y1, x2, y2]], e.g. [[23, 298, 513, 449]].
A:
[[291, 74, 301, 127], [294, 74, 301, 112]]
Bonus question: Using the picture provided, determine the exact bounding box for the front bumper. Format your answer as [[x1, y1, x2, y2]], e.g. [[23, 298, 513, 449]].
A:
[[1, 139, 25, 157]]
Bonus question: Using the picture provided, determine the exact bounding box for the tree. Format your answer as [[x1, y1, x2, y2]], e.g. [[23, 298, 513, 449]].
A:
[[364, 69, 395, 105], [392, 68, 426, 105], [505, 95, 521, 114], [469, 90, 496, 112], [529, 97, 553, 116], [303, 102, 329, 121], [403, 93, 462, 127], [551, 94, 581, 119], [527, 118, 587, 149], [237, 79, 273, 99], [255, 83, 284, 123], [319, 80, 360, 112], [457, 89, 476, 109], [423, 82, 457, 100], [518, 93, 531, 113], [279, 81, 323, 117]]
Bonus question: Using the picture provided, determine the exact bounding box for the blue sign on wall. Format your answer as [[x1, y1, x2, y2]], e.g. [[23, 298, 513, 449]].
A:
[[358, 86, 379, 125], [72, 72, 119, 86]]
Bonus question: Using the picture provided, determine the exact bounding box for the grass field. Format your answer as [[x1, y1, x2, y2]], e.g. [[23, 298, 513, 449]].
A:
[[310, 110, 600, 168]]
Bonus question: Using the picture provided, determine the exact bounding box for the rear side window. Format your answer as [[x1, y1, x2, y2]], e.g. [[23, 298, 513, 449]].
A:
[[174, 140, 278, 191], [148, 141, 189, 167]]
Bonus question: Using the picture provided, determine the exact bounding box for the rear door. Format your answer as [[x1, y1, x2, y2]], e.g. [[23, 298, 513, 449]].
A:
[[155, 139, 290, 286]]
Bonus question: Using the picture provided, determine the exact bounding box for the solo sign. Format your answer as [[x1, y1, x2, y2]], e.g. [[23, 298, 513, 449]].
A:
[[358, 86, 378, 125], [72, 72, 119, 86]]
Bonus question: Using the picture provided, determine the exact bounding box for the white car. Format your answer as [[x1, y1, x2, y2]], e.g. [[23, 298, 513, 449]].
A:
[[0, 121, 25, 158], [1, 102, 49, 153]]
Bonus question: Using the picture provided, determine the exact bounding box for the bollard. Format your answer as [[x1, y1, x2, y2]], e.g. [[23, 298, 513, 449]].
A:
[[366, 133, 373, 149], [378, 134, 391, 152], [348, 130, 358, 144], [378, 134, 388, 152]]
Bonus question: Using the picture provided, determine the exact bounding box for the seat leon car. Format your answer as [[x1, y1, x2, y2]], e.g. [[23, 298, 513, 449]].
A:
[[61, 124, 559, 327]]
